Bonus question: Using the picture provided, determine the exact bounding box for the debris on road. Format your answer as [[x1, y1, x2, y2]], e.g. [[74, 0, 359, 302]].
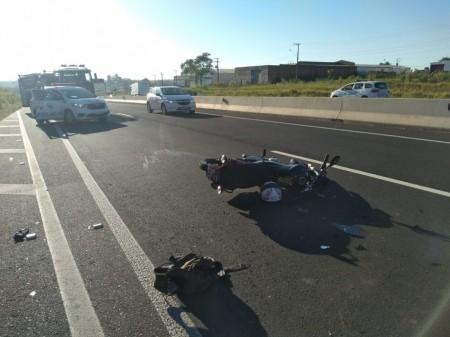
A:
[[30, 291, 36, 297], [26, 233, 37, 240], [335, 224, 366, 238], [13, 229, 29, 242]]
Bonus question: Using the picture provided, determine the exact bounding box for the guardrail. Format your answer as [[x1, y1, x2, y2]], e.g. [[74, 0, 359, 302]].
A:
[[106, 95, 450, 130]]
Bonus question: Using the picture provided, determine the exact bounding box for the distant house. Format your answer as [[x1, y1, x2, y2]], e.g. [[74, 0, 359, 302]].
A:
[[209, 69, 235, 85], [356, 64, 410, 75], [235, 61, 357, 84], [430, 60, 450, 73]]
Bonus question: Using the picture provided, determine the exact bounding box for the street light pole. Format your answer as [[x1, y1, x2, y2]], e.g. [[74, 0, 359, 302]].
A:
[[293, 42, 300, 81]]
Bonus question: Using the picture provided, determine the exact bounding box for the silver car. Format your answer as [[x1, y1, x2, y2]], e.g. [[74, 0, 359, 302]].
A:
[[330, 81, 391, 98], [30, 86, 110, 124], [146, 86, 196, 114]]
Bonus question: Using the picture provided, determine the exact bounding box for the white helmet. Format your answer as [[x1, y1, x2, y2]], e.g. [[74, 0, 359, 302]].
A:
[[260, 182, 282, 202]]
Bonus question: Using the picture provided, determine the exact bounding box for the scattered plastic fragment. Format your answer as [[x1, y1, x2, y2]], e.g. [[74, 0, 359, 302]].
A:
[[16, 140, 22, 142], [335, 224, 366, 238], [13, 229, 29, 242], [30, 291, 36, 297], [9, 157, 13, 161], [26, 233, 37, 240], [19, 162, 25, 165], [93, 223, 103, 229], [320, 245, 330, 250]]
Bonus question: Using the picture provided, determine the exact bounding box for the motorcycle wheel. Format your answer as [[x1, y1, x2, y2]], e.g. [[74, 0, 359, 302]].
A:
[[199, 158, 221, 171]]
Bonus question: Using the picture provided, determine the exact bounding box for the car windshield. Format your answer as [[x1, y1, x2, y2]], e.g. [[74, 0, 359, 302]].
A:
[[161, 87, 187, 95], [59, 87, 96, 99]]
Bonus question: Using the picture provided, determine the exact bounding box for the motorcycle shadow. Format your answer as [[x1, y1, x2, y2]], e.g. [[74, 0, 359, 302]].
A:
[[227, 181, 393, 266]]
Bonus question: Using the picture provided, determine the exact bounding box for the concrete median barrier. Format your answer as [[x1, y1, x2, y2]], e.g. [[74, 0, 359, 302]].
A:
[[106, 95, 450, 130], [193, 96, 450, 129]]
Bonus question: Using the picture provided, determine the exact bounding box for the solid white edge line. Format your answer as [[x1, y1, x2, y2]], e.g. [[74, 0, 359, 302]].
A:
[[53, 124, 201, 337], [271, 150, 450, 198], [17, 111, 105, 337]]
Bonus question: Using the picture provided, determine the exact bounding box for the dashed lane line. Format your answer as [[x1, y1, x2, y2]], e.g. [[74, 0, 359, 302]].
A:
[[0, 149, 26, 153], [17, 111, 105, 337], [0, 183, 35, 195]]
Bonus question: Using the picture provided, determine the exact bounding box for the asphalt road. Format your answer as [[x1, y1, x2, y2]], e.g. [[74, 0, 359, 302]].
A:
[[1, 103, 450, 337]]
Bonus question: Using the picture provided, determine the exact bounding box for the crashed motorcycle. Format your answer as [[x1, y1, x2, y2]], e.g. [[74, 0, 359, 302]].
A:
[[199, 150, 340, 203]]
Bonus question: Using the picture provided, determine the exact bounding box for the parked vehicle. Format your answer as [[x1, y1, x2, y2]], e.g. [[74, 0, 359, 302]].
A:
[[199, 149, 340, 203], [30, 86, 110, 125], [146, 86, 196, 114], [131, 81, 150, 96], [330, 81, 390, 98], [18, 64, 104, 107]]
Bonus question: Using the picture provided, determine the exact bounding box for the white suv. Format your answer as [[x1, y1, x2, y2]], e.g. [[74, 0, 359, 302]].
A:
[[330, 81, 391, 98], [146, 86, 196, 114]]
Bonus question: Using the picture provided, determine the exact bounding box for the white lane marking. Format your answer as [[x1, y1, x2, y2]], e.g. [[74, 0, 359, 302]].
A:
[[17, 112, 105, 337], [54, 124, 201, 337], [271, 150, 450, 198], [0, 149, 26, 153], [198, 112, 450, 145], [115, 112, 134, 118], [0, 183, 35, 195]]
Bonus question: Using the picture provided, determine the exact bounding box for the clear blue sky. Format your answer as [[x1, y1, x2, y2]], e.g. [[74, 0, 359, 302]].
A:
[[1, 0, 449, 81]]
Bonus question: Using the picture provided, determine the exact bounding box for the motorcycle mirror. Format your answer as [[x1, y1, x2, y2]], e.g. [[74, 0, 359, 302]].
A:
[[328, 155, 341, 168], [320, 154, 329, 170], [262, 149, 266, 157]]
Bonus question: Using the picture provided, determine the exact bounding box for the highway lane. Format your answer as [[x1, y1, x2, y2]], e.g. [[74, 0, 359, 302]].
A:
[[1, 103, 450, 337]]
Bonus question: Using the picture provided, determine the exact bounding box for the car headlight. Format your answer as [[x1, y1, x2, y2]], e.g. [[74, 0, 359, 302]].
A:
[[72, 103, 86, 108], [163, 98, 174, 103]]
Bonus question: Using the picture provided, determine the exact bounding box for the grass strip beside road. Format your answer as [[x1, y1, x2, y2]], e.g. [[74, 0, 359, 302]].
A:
[[0, 87, 21, 121]]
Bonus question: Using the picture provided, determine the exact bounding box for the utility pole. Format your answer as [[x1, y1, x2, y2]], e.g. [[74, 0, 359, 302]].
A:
[[214, 58, 220, 83], [293, 42, 300, 81], [161, 72, 163, 86], [173, 70, 177, 86]]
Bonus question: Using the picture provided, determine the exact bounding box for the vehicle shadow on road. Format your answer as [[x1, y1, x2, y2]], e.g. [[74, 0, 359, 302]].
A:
[[26, 112, 133, 138], [168, 275, 268, 337], [227, 181, 394, 266]]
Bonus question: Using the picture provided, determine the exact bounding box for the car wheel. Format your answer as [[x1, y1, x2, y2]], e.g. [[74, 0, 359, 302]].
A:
[[161, 104, 167, 115], [64, 110, 75, 124], [189, 109, 195, 114], [147, 102, 153, 113], [36, 119, 44, 125]]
